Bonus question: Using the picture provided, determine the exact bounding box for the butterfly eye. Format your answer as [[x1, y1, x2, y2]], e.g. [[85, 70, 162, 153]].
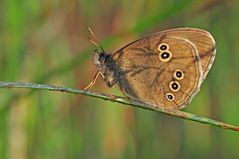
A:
[[169, 81, 181, 92], [166, 93, 174, 101], [158, 43, 169, 51], [174, 69, 184, 80], [159, 51, 172, 62]]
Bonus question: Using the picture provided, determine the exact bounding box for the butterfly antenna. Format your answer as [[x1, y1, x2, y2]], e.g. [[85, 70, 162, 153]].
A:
[[88, 27, 105, 52]]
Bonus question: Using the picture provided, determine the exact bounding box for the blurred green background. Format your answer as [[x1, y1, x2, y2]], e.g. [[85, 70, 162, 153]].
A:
[[0, 0, 239, 159]]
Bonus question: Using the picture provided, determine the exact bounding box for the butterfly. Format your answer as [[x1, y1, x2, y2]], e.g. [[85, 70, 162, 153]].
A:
[[85, 28, 216, 109]]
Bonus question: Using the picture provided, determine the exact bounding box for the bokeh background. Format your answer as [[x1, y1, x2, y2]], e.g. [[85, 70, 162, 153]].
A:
[[0, 0, 239, 159]]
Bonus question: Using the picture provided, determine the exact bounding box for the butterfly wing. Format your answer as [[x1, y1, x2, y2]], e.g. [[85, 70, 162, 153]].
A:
[[112, 28, 215, 109]]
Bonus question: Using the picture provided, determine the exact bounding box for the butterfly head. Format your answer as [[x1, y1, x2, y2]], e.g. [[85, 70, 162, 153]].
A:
[[92, 49, 110, 68]]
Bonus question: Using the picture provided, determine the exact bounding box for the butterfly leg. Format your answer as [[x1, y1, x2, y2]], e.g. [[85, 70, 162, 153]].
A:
[[83, 71, 104, 91], [120, 87, 131, 100]]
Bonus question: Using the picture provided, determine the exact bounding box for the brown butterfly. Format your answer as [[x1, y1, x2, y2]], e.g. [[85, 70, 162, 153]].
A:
[[85, 28, 216, 109]]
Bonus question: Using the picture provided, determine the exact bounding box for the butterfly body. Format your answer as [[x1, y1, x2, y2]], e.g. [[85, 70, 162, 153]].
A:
[[93, 51, 119, 87], [91, 28, 216, 109]]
